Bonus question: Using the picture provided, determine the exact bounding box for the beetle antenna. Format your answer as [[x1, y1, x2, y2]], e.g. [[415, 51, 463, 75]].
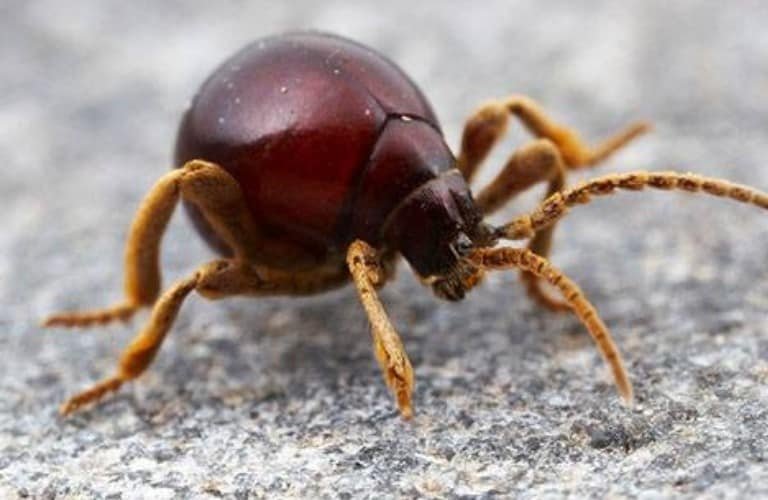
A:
[[470, 246, 633, 403], [496, 171, 768, 240]]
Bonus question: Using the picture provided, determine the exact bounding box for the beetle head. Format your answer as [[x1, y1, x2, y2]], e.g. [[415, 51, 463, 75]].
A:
[[384, 170, 495, 300]]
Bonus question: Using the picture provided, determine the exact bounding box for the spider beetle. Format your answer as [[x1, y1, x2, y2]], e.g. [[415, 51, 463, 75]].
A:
[[45, 31, 768, 418]]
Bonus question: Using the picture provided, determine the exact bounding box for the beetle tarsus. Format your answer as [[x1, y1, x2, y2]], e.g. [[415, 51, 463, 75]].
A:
[[59, 376, 124, 416], [42, 303, 140, 328]]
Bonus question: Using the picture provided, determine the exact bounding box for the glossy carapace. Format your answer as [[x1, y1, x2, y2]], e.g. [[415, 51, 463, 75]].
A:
[[175, 32, 485, 282]]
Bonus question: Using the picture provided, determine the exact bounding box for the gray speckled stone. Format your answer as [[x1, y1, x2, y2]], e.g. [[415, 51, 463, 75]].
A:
[[2, 1, 768, 498]]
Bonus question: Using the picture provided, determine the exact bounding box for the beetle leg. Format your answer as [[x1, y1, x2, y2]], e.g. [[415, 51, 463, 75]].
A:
[[500, 95, 650, 169], [474, 139, 563, 214], [43, 160, 262, 328], [456, 94, 649, 181], [59, 272, 200, 415], [59, 259, 350, 416], [457, 96, 647, 312], [470, 246, 633, 404], [347, 240, 414, 419], [473, 139, 571, 311]]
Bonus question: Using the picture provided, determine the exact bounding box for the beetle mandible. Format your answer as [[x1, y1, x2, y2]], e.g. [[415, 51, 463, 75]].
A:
[[45, 31, 768, 418]]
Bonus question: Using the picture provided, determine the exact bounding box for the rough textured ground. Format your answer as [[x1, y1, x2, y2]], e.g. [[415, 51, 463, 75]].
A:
[[2, 1, 768, 498]]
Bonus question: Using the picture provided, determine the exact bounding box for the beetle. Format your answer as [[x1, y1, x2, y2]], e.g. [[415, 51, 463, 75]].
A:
[[45, 31, 768, 419]]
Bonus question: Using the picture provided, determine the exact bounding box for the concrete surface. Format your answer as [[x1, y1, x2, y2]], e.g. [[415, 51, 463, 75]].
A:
[[2, 1, 768, 498]]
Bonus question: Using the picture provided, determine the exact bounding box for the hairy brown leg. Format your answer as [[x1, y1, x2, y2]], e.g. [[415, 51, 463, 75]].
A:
[[59, 273, 199, 415], [474, 140, 571, 311], [347, 240, 414, 419], [457, 95, 649, 180], [498, 171, 768, 240], [60, 258, 351, 416], [474, 139, 564, 214], [470, 247, 632, 403], [520, 152, 570, 312], [456, 95, 648, 311], [49, 159, 354, 416], [43, 160, 262, 327], [501, 95, 649, 168]]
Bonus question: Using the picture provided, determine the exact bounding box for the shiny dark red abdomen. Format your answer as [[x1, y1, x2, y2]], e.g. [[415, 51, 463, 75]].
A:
[[174, 32, 453, 269]]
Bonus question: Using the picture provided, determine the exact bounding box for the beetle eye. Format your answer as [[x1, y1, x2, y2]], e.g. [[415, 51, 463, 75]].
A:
[[453, 233, 474, 255]]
